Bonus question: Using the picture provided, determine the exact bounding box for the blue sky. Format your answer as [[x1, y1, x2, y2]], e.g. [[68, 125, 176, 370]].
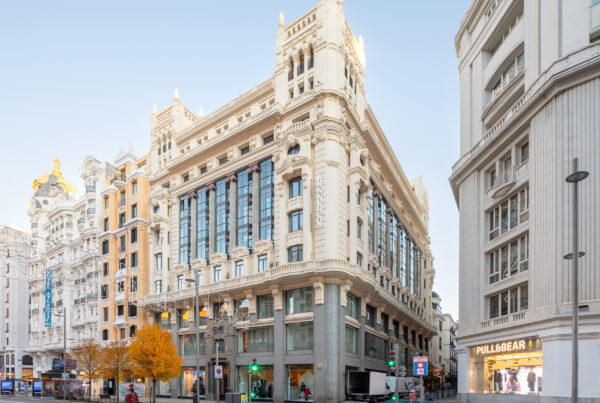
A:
[[0, 0, 470, 318]]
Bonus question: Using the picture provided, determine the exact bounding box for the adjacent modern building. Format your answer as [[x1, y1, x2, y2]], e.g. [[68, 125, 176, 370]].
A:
[[139, 0, 438, 402], [27, 158, 107, 377], [0, 225, 32, 380], [99, 151, 151, 345], [451, 0, 600, 401]]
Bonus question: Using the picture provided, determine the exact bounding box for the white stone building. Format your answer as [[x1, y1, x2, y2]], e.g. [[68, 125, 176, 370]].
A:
[[27, 157, 109, 377], [0, 225, 32, 380], [451, 0, 600, 401], [441, 313, 457, 376]]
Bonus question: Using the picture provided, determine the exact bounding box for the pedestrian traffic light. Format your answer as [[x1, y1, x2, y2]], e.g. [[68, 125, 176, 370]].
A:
[[388, 350, 395, 367], [251, 358, 259, 372]]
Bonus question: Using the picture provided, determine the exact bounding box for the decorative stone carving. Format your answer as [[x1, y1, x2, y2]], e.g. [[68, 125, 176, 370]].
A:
[[230, 246, 249, 259], [210, 252, 228, 265]]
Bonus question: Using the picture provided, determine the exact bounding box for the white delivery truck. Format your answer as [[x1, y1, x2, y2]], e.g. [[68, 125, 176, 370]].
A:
[[385, 376, 409, 397], [346, 371, 390, 402]]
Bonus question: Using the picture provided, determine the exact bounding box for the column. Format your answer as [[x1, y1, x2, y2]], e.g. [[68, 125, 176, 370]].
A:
[[385, 207, 391, 269], [227, 175, 238, 248], [249, 164, 260, 242], [190, 193, 198, 260], [208, 183, 216, 258]]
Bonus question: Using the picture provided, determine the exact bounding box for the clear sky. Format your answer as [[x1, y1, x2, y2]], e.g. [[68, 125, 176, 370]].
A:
[[0, 0, 470, 319]]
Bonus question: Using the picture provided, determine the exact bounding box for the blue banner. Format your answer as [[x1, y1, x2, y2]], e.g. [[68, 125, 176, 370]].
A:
[[45, 269, 52, 327]]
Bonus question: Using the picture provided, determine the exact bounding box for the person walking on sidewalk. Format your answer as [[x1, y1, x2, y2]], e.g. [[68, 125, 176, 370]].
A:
[[125, 384, 140, 403]]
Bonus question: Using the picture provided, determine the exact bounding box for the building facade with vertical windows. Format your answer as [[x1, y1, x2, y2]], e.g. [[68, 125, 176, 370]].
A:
[[451, 0, 600, 401], [140, 1, 437, 402], [0, 225, 32, 381], [99, 151, 151, 345], [27, 157, 106, 378]]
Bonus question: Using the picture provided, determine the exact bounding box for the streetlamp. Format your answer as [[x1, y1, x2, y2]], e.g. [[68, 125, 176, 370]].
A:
[[564, 157, 589, 403], [185, 269, 201, 403]]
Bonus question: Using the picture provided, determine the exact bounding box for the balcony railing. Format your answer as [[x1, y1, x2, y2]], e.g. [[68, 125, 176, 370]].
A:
[[86, 185, 96, 193], [77, 217, 85, 224], [118, 199, 126, 208], [87, 208, 96, 214]]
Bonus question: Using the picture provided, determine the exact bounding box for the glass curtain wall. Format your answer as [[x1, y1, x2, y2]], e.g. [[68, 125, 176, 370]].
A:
[[196, 187, 209, 260], [179, 196, 191, 264], [260, 158, 274, 241], [216, 178, 230, 254], [237, 169, 253, 249], [378, 198, 387, 267]]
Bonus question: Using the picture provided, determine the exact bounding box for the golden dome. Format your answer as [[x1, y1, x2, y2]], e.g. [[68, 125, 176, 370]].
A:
[[32, 158, 78, 197]]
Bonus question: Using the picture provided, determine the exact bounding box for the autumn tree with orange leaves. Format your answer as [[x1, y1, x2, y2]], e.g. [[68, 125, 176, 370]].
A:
[[72, 339, 104, 401], [128, 325, 183, 403], [101, 340, 132, 403]]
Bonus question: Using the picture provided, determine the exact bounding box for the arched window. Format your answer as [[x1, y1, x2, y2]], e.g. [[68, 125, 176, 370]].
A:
[[288, 58, 294, 81], [298, 52, 305, 76], [288, 144, 300, 155], [308, 47, 314, 69]]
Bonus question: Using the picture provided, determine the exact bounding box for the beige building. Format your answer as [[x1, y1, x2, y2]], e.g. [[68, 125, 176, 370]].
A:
[[140, 1, 437, 402], [99, 151, 151, 344], [451, 0, 600, 401]]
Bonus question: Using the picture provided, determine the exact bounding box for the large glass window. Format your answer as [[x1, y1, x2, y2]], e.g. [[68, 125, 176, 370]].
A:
[[378, 198, 387, 267], [390, 215, 398, 276], [196, 187, 209, 260], [216, 178, 230, 254], [287, 365, 314, 402], [288, 245, 303, 263], [365, 304, 376, 328], [286, 287, 313, 314], [214, 266, 222, 282], [345, 293, 359, 319], [289, 210, 303, 232], [180, 333, 205, 356], [286, 322, 313, 351], [345, 325, 358, 354], [237, 169, 253, 249], [407, 240, 414, 293], [238, 327, 274, 353], [179, 196, 191, 264], [399, 227, 407, 286], [365, 332, 386, 360], [238, 365, 273, 399], [488, 235, 529, 284], [489, 283, 528, 319], [260, 158, 274, 241], [258, 295, 274, 319]]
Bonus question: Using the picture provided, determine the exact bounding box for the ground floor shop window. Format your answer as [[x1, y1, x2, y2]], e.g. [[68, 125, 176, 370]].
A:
[[237, 365, 273, 400], [180, 367, 206, 397], [156, 380, 172, 396], [469, 337, 542, 395], [287, 365, 314, 402]]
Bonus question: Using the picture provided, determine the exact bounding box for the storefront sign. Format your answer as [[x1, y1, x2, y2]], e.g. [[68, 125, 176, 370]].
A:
[[45, 269, 52, 327], [52, 358, 63, 370], [473, 337, 540, 356], [316, 175, 323, 226]]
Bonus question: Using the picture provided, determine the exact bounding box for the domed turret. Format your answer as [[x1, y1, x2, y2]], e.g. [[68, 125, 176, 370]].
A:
[[32, 158, 78, 198]]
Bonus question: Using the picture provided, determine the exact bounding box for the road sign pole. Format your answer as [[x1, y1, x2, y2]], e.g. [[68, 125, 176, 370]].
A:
[[215, 341, 219, 403]]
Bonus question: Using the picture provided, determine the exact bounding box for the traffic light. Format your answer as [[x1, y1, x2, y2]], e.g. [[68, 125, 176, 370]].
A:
[[388, 350, 395, 367], [251, 358, 259, 372], [249, 391, 257, 398]]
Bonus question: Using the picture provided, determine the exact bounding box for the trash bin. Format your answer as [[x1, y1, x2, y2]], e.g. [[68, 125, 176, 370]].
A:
[[225, 392, 242, 403]]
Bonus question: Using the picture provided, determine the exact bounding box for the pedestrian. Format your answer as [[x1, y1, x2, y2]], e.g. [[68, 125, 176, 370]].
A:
[[125, 384, 139, 403]]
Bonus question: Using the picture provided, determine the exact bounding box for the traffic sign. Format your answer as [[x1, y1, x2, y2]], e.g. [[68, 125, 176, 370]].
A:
[[413, 356, 428, 376], [215, 365, 223, 379]]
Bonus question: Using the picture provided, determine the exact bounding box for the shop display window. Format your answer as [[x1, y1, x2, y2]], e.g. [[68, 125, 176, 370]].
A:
[[287, 364, 314, 402], [180, 368, 206, 397], [237, 365, 273, 400], [237, 326, 274, 353], [469, 337, 542, 395]]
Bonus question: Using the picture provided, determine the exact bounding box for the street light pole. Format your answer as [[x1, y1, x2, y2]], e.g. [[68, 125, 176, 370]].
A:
[[63, 307, 67, 400], [194, 269, 200, 403], [565, 157, 589, 403]]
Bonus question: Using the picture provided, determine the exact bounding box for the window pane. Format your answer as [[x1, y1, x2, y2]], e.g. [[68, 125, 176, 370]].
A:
[[286, 322, 313, 351], [520, 285, 528, 310], [490, 295, 499, 319], [258, 295, 274, 319], [286, 288, 313, 314], [345, 325, 357, 354], [510, 241, 518, 276], [237, 327, 274, 353], [501, 291, 509, 316], [365, 333, 386, 360]]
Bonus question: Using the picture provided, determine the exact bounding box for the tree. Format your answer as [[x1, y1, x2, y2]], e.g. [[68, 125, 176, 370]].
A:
[[128, 325, 183, 403], [101, 340, 132, 403], [72, 339, 104, 402]]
